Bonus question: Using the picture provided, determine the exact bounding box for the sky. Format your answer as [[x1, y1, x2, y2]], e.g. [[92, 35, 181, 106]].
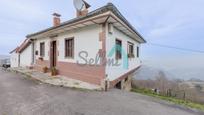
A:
[[0, 0, 204, 80]]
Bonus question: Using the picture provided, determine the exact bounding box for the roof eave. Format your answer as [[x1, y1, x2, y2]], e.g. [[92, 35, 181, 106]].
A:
[[18, 40, 32, 53], [9, 47, 19, 54], [107, 3, 146, 43], [26, 3, 146, 43]]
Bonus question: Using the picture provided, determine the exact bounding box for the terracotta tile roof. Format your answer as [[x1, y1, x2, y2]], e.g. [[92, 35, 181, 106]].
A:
[[10, 47, 20, 54], [19, 38, 32, 53]]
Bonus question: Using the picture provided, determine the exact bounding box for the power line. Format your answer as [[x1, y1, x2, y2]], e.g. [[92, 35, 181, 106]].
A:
[[147, 43, 204, 54]]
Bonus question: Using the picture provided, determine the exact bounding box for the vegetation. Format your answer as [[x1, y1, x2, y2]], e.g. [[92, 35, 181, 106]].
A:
[[42, 66, 48, 73], [51, 67, 58, 76], [131, 88, 204, 111], [133, 71, 204, 102], [132, 70, 204, 111]]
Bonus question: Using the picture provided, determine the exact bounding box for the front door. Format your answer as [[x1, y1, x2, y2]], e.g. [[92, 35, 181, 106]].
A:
[[50, 41, 57, 68]]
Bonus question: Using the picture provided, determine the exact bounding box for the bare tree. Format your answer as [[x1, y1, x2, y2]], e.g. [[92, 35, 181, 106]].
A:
[[155, 71, 169, 95], [132, 71, 204, 104]]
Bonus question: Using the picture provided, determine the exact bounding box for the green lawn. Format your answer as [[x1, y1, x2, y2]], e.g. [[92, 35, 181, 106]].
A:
[[131, 88, 204, 111]]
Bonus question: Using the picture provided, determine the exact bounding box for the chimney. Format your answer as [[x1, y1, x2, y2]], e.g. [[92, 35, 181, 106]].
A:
[[76, 0, 91, 17], [77, 9, 88, 17], [53, 13, 61, 26]]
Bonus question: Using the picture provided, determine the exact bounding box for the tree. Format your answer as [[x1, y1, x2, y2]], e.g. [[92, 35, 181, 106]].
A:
[[155, 71, 169, 95]]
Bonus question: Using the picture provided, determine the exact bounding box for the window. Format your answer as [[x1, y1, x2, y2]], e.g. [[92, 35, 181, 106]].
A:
[[115, 39, 122, 60], [137, 46, 139, 58], [65, 38, 74, 58], [40, 42, 45, 57], [35, 51, 38, 55], [127, 42, 134, 58], [125, 77, 128, 82]]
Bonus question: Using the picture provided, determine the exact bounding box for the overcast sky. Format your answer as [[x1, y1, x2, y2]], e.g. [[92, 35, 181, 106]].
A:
[[0, 0, 204, 79]]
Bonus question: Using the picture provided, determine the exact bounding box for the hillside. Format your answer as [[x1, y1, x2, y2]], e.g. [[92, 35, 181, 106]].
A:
[[133, 65, 175, 80], [0, 55, 9, 59]]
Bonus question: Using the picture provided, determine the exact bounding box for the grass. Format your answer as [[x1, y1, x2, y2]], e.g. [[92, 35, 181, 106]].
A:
[[131, 88, 204, 111]]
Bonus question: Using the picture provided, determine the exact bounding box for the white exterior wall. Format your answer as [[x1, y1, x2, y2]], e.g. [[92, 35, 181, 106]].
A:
[[35, 24, 102, 65], [33, 23, 141, 82], [10, 52, 19, 67], [20, 44, 33, 67], [106, 26, 141, 81], [35, 38, 50, 61], [58, 24, 101, 64]]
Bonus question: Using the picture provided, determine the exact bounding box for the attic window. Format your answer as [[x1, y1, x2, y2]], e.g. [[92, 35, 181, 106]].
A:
[[40, 42, 45, 57]]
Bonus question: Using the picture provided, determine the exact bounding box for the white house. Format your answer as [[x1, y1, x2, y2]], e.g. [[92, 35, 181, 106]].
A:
[[11, 2, 146, 90], [10, 38, 34, 68], [10, 47, 20, 67]]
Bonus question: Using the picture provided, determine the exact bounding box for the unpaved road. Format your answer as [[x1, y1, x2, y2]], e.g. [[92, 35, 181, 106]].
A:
[[0, 69, 203, 115]]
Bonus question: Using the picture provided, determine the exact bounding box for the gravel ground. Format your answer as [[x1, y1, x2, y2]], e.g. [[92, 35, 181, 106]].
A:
[[0, 69, 203, 115]]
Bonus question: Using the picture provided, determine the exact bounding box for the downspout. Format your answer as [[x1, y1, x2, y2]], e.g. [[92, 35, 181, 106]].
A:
[[31, 39, 35, 65], [18, 54, 20, 67]]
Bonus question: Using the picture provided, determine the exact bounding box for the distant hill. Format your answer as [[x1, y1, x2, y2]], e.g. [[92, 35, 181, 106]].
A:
[[133, 65, 175, 80], [181, 81, 204, 92], [133, 64, 204, 93], [188, 78, 203, 82], [0, 55, 9, 60], [133, 56, 204, 81]]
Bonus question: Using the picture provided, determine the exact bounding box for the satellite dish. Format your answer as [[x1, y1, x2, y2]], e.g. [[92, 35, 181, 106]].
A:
[[73, 0, 85, 11]]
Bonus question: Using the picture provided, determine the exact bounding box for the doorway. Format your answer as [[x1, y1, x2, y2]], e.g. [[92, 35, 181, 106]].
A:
[[115, 81, 122, 89], [50, 41, 57, 68]]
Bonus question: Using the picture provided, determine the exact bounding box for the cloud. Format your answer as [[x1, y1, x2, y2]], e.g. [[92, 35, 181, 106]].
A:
[[148, 23, 182, 37], [0, 0, 204, 55], [0, 0, 47, 21], [131, 0, 204, 41]]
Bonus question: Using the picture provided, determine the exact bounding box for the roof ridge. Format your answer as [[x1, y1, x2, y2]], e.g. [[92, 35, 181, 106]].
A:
[[26, 2, 146, 43], [26, 3, 115, 38]]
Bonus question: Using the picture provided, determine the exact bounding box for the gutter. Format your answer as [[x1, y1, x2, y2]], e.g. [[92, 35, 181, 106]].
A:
[[26, 3, 146, 43]]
